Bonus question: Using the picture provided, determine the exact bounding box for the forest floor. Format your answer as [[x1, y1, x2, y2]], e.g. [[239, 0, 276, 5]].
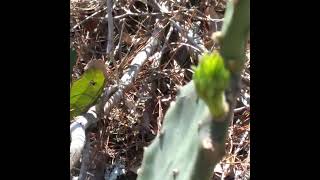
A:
[[70, 0, 250, 179]]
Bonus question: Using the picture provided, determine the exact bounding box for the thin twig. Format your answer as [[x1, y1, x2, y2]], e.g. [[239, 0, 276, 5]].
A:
[[148, 0, 208, 54], [70, 6, 189, 32], [192, 8, 224, 23], [234, 106, 247, 113], [169, 42, 202, 53], [150, 23, 174, 68], [188, 15, 224, 23], [170, 19, 207, 53], [106, 0, 119, 85], [234, 129, 249, 155], [106, 0, 114, 54], [71, 7, 108, 31], [113, 20, 125, 59], [117, 16, 150, 71], [111, 9, 186, 20], [161, 24, 174, 53], [114, 11, 163, 19]]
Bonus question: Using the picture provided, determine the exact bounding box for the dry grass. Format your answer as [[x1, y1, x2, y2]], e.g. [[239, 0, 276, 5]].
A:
[[70, 0, 250, 179]]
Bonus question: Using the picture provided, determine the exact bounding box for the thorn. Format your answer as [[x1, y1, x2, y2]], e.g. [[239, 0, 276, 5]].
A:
[[211, 31, 223, 43], [226, 59, 237, 72], [197, 121, 203, 132], [137, 168, 142, 175], [172, 168, 179, 179], [222, 97, 230, 114], [202, 137, 214, 151], [170, 101, 176, 108], [159, 129, 165, 137], [176, 85, 182, 94]]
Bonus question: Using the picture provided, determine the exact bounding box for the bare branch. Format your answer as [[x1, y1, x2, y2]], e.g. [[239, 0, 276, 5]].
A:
[[78, 135, 92, 180], [106, 0, 114, 55], [104, 22, 164, 114], [113, 20, 125, 58], [70, 106, 98, 171], [106, 0, 119, 85], [169, 42, 202, 53], [70, 86, 117, 172], [233, 106, 247, 113]]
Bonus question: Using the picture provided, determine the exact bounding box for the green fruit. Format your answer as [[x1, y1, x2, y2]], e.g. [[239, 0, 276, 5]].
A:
[[193, 51, 230, 119]]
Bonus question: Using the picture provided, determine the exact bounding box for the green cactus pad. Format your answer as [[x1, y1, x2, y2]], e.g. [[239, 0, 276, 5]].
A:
[[137, 82, 228, 180]]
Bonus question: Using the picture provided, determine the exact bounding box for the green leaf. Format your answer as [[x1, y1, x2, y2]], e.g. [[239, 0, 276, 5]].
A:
[[70, 48, 77, 77], [70, 67, 106, 119]]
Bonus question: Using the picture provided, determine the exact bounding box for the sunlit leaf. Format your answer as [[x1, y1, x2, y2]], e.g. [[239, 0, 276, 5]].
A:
[[70, 67, 106, 119]]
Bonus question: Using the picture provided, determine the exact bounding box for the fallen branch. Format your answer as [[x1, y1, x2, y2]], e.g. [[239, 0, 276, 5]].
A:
[[70, 106, 98, 171], [103, 20, 166, 114], [78, 135, 92, 180], [106, 0, 114, 55], [70, 85, 117, 172], [113, 20, 125, 59], [106, 0, 120, 85]]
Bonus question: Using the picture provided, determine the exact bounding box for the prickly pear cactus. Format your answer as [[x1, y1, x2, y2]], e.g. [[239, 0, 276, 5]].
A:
[[137, 0, 249, 179], [137, 81, 229, 180]]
